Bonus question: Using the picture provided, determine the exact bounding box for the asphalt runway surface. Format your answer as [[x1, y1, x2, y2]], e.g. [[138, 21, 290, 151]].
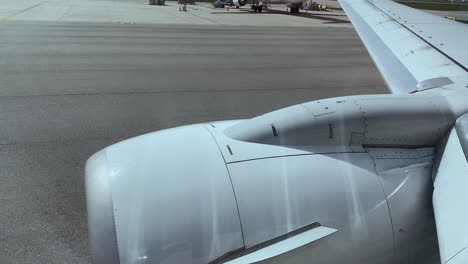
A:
[[0, 21, 387, 264]]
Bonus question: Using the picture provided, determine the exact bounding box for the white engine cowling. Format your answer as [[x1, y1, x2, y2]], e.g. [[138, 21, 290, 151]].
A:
[[85, 93, 447, 264], [233, 0, 246, 7]]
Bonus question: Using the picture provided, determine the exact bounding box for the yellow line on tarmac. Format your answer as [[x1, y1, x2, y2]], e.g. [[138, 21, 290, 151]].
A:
[[0, 2, 44, 22]]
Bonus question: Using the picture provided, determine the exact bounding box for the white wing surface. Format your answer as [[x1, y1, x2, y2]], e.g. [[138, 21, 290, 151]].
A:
[[338, 0, 468, 94]]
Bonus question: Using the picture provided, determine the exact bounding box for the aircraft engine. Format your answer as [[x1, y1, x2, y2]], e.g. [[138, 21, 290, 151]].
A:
[[86, 93, 459, 264], [233, 0, 246, 7]]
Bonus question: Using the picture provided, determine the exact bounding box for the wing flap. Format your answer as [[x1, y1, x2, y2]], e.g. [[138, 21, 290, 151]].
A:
[[339, 0, 468, 94], [372, 0, 468, 71]]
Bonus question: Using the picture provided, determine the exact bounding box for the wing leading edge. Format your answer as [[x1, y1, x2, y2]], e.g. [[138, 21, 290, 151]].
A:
[[338, 0, 468, 94]]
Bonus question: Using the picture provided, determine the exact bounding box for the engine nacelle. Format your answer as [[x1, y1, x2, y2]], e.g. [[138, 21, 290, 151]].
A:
[[225, 93, 456, 149], [233, 0, 246, 7], [85, 93, 456, 264]]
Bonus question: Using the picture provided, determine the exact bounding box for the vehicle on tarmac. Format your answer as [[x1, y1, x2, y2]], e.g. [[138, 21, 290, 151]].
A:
[[230, 0, 303, 13], [251, 1, 267, 12]]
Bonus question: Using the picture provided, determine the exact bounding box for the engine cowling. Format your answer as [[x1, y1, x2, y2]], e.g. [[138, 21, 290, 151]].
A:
[[86, 93, 453, 264], [233, 0, 246, 7]]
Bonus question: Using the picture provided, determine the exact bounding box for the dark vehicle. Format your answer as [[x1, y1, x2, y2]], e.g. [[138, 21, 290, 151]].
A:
[[287, 2, 302, 13], [251, 1, 267, 12]]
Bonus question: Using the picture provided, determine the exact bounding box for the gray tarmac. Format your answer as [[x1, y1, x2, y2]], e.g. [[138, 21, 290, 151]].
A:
[[0, 21, 387, 264]]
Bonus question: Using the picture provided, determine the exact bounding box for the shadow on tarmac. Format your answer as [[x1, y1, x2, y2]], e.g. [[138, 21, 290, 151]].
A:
[[211, 7, 350, 23]]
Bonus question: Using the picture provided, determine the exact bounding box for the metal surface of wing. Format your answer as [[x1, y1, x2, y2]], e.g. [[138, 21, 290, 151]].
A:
[[338, 0, 468, 94], [433, 114, 468, 264]]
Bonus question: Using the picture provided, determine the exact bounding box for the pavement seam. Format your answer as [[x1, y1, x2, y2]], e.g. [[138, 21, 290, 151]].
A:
[[0, 84, 388, 98], [0, 2, 45, 22], [58, 6, 72, 22], [185, 7, 225, 25], [0, 136, 125, 147]]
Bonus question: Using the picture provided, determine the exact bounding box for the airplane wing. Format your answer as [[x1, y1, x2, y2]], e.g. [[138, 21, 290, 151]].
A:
[[338, 0, 468, 94], [338, 0, 468, 263]]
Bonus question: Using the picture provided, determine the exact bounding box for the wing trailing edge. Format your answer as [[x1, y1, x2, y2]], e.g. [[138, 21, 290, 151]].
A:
[[338, 0, 468, 94]]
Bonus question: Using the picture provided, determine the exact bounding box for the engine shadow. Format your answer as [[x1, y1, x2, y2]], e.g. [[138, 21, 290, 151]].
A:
[[265, 8, 351, 24]]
